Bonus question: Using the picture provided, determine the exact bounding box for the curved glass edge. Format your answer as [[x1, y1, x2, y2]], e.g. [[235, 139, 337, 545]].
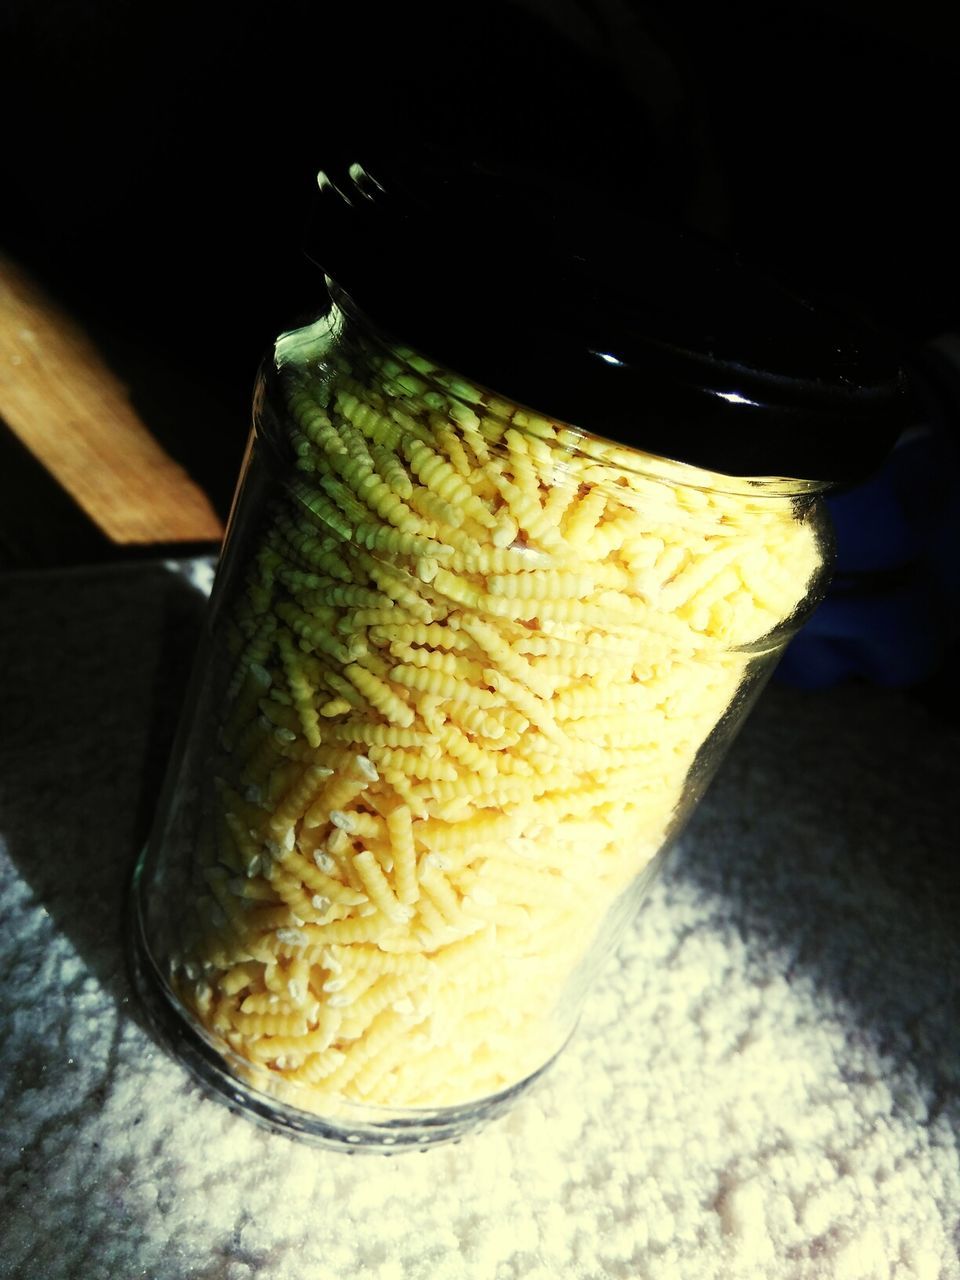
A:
[[127, 853, 563, 1153], [308, 288, 839, 499]]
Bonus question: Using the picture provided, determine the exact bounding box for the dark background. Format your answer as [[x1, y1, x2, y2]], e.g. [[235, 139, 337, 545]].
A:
[[4, 0, 960, 449]]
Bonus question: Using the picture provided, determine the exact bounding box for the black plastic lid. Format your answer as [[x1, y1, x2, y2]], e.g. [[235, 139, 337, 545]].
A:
[[305, 151, 909, 483]]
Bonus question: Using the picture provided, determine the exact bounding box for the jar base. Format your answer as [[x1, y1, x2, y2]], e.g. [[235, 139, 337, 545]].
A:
[[125, 874, 562, 1153]]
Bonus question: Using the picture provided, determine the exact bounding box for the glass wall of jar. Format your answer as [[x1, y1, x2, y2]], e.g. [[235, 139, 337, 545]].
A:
[[129, 287, 834, 1150]]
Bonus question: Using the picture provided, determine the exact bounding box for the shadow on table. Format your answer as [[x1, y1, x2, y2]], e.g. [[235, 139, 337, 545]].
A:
[[0, 560, 210, 1035], [1, 561, 958, 1114], [671, 679, 960, 1123]]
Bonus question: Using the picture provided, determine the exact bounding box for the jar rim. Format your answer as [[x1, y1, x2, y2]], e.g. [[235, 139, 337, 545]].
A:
[[285, 287, 833, 502]]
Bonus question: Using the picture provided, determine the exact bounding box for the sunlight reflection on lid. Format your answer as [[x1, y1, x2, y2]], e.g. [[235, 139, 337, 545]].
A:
[[714, 390, 760, 406]]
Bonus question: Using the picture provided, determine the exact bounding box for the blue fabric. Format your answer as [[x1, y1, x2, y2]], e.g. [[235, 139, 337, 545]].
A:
[[776, 410, 960, 690]]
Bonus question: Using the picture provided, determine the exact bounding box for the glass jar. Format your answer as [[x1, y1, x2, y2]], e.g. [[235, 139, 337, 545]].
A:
[[130, 282, 838, 1150]]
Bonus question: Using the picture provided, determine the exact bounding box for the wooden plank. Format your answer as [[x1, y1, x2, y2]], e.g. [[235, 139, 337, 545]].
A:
[[0, 253, 225, 545]]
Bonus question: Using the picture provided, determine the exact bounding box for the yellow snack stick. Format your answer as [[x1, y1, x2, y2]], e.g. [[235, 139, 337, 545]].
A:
[[406, 437, 497, 529], [246, 1018, 341, 1064], [266, 683, 293, 708], [333, 389, 403, 451], [482, 667, 564, 743], [442, 700, 508, 740], [276, 630, 322, 748], [553, 679, 656, 720], [289, 391, 344, 451], [464, 859, 575, 911], [298, 582, 390, 611], [406, 483, 465, 531], [410, 896, 461, 949], [418, 860, 467, 927], [323, 721, 434, 749], [301, 662, 364, 706], [385, 805, 419, 906], [487, 467, 565, 551], [270, 865, 338, 923], [290, 477, 356, 541], [429, 420, 473, 478], [319, 697, 353, 718], [347, 811, 386, 841], [537, 474, 578, 530], [388, 665, 495, 710], [349, 1044, 413, 1101], [266, 763, 332, 840], [302, 769, 372, 829], [412, 811, 522, 854], [337, 945, 428, 980], [220, 812, 263, 881], [369, 621, 473, 651], [201, 868, 255, 936], [342, 663, 415, 728], [239, 990, 313, 1016], [290, 1047, 348, 1085], [387, 643, 488, 684], [275, 601, 361, 665], [484, 568, 600, 601], [228, 875, 289, 903], [217, 964, 264, 1000], [352, 851, 411, 924], [227, 655, 276, 747], [656, 539, 744, 611], [410, 765, 564, 807], [320, 961, 383, 1006], [490, 511, 519, 548], [424, 720, 498, 778], [506, 432, 555, 507], [272, 916, 388, 953], [460, 615, 555, 700], [345, 457, 439, 537], [353, 508, 450, 551], [427, 568, 481, 611], [352, 548, 433, 611], [367, 745, 459, 782], [561, 485, 607, 546], [335, 413, 377, 465], [580, 512, 641, 561], [450, 405, 490, 464], [273, 515, 353, 578], [316, 472, 381, 530], [233, 1010, 311, 1038], [368, 441, 414, 496], [318, 1007, 416, 1093], [239, 737, 289, 803], [510, 410, 558, 441]]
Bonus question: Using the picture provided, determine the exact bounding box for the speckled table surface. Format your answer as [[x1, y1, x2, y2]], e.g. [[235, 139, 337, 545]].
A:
[[1, 560, 958, 1280]]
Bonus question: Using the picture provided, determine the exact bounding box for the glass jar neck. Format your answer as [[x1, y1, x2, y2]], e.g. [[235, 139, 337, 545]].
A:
[[275, 286, 832, 506]]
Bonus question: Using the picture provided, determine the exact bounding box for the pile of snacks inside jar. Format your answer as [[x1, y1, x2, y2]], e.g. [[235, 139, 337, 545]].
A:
[[172, 328, 821, 1112]]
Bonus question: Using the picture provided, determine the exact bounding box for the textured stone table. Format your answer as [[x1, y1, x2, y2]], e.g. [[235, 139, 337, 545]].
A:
[[1, 561, 958, 1280]]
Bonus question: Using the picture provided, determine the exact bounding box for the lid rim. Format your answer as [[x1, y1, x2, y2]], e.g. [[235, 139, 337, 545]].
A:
[[305, 159, 909, 484], [324, 277, 906, 487]]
